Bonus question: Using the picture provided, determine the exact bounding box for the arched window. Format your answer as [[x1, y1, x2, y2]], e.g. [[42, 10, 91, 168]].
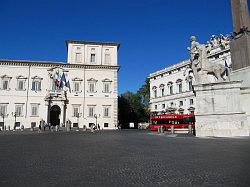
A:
[[152, 86, 157, 98], [159, 84, 165, 97], [186, 76, 193, 91], [176, 79, 182, 93], [167, 82, 173, 95]]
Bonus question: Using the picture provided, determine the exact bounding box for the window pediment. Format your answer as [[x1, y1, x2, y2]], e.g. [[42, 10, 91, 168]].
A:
[[176, 79, 182, 83], [159, 84, 165, 88], [1, 75, 12, 79], [31, 76, 43, 80], [167, 82, 173, 86], [178, 108, 184, 111], [152, 86, 157, 90], [186, 76, 193, 81], [72, 77, 83, 81], [87, 78, 98, 82], [102, 78, 112, 82], [188, 107, 195, 111], [16, 75, 27, 79]]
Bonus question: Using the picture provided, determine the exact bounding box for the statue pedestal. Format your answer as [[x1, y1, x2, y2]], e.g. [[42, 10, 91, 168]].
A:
[[193, 81, 249, 137]]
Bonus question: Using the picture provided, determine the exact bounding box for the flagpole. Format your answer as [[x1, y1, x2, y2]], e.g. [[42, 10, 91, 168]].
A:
[[63, 90, 67, 127]]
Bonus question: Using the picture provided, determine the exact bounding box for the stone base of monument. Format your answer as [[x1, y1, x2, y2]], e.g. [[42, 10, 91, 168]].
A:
[[193, 81, 249, 137]]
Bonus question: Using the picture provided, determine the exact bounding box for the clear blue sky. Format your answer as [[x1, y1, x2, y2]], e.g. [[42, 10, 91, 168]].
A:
[[0, 0, 248, 93]]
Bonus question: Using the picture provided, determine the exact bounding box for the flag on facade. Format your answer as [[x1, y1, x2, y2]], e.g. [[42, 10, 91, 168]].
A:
[[54, 69, 61, 87], [60, 72, 71, 92]]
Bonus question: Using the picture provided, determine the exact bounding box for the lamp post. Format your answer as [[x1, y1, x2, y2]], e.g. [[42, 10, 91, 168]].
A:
[[12, 112, 17, 130], [94, 114, 100, 130], [76, 112, 82, 129], [94, 114, 97, 128]]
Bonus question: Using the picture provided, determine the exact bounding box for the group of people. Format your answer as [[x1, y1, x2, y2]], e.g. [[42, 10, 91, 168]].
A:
[[38, 120, 60, 133], [89, 123, 101, 132]]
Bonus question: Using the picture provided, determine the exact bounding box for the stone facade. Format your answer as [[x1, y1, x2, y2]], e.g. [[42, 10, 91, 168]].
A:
[[0, 40, 120, 130], [194, 81, 249, 137], [149, 60, 195, 115]]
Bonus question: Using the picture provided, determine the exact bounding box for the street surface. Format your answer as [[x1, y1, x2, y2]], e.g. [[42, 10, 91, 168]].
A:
[[0, 130, 249, 186]]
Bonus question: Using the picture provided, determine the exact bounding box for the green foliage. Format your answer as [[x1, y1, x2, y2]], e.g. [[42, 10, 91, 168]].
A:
[[118, 78, 150, 126]]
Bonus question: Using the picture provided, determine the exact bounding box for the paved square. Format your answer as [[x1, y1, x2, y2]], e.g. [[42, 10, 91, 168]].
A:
[[0, 130, 250, 186]]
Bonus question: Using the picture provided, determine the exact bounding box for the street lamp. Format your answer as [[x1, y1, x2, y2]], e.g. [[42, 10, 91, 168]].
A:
[[94, 114, 100, 130], [12, 112, 17, 130], [94, 114, 97, 128], [76, 112, 82, 129]]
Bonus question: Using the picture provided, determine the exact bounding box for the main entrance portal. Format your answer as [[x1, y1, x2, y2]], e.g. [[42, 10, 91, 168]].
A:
[[50, 105, 61, 126]]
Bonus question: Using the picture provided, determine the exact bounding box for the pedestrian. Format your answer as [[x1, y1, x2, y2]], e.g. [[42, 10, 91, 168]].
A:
[[38, 124, 41, 133], [98, 124, 100, 131]]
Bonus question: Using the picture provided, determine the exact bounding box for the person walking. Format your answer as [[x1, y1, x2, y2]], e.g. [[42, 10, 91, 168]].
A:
[[38, 124, 41, 133]]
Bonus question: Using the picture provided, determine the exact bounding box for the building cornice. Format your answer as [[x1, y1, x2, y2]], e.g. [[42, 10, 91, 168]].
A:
[[66, 40, 120, 50], [149, 60, 190, 78], [0, 59, 120, 70]]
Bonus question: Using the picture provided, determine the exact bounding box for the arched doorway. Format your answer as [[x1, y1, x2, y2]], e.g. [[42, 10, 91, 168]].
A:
[[50, 105, 61, 126]]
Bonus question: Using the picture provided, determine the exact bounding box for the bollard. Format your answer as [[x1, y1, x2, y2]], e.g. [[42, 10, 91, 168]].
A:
[[157, 126, 161, 133], [188, 125, 192, 134], [171, 125, 174, 134], [41, 123, 44, 131], [66, 123, 70, 132], [90, 125, 94, 133]]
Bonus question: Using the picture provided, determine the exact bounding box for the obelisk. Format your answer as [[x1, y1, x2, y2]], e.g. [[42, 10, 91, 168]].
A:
[[230, 0, 250, 70]]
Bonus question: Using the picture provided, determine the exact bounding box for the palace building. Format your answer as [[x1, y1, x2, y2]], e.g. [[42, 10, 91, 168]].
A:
[[149, 35, 231, 115], [0, 40, 120, 130]]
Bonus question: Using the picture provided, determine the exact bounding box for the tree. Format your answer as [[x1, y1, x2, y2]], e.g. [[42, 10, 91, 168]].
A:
[[118, 78, 150, 128], [137, 78, 150, 117]]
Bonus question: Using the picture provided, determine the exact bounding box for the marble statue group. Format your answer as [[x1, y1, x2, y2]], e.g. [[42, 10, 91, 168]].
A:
[[185, 36, 229, 84]]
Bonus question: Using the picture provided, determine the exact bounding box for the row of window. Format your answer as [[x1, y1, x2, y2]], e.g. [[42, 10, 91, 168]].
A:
[[75, 48, 112, 64], [154, 99, 194, 110], [72, 105, 111, 118], [1, 76, 112, 94], [152, 79, 193, 98], [0, 104, 111, 118], [0, 103, 39, 117]]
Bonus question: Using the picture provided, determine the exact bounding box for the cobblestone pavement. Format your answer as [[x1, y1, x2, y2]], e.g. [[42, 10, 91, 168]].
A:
[[0, 130, 250, 186]]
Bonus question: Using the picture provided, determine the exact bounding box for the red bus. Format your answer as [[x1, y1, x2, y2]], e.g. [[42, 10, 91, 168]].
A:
[[150, 114, 195, 131]]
